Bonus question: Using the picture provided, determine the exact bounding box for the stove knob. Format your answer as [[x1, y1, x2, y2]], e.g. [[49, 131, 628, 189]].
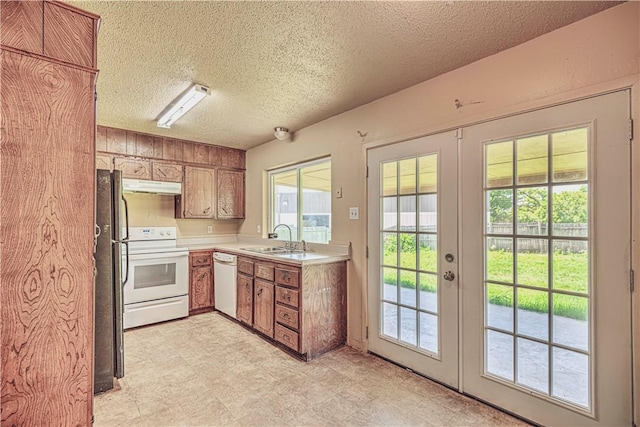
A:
[[160, 231, 165, 236], [167, 230, 172, 236]]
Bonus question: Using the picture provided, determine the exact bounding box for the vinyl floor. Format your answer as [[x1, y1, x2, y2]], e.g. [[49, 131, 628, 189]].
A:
[[93, 312, 529, 426]]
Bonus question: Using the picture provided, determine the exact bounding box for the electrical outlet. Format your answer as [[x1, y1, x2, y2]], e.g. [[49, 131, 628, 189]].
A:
[[335, 186, 343, 198], [257, 225, 261, 233], [349, 207, 359, 220], [207, 225, 213, 234]]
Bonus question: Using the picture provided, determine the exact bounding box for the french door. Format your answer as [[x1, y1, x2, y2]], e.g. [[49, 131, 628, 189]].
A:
[[367, 90, 632, 426], [367, 130, 460, 387]]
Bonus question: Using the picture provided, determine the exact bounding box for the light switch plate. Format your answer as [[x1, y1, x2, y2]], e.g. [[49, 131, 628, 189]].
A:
[[349, 207, 359, 220]]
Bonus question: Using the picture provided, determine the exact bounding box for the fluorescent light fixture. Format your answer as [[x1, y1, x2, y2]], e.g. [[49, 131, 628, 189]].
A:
[[157, 84, 211, 129]]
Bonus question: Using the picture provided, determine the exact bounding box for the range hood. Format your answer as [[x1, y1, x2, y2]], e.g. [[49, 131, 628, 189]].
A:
[[122, 178, 182, 195]]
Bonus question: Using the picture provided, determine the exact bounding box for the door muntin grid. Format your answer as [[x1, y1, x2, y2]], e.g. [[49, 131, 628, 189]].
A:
[[483, 127, 592, 411], [380, 154, 440, 357]]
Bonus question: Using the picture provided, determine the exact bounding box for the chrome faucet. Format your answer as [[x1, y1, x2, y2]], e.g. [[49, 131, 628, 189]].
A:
[[271, 224, 293, 245], [301, 240, 307, 252]]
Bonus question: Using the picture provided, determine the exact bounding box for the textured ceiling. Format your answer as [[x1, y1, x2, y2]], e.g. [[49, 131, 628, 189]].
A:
[[70, 1, 621, 150]]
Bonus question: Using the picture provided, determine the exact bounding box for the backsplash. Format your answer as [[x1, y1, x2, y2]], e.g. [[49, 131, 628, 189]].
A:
[[125, 193, 241, 237]]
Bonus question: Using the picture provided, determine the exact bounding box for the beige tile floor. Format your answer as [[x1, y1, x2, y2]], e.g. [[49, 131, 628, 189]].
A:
[[94, 312, 529, 427]]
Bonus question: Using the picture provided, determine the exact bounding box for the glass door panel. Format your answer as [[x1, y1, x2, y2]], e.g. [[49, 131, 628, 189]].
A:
[[368, 130, 459, 388], [461, 90, 632, 426]]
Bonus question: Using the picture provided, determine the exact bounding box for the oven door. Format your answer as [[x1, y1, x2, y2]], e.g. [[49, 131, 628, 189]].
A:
[[123, 252, 189, 305]]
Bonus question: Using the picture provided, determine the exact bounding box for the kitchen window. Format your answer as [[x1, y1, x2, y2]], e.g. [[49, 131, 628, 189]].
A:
[[269, 157, 332, 244]]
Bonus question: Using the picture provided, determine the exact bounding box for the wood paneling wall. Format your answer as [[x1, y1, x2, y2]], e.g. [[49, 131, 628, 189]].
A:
[[1, 1, 99, 425], [97, 126, 245, 170]]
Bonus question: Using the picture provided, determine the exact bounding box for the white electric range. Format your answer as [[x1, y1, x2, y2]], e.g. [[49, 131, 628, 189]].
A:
[[122, 227, 189, 329]]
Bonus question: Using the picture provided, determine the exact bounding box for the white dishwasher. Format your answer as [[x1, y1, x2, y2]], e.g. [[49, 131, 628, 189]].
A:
[[213, 252, 237, 318]]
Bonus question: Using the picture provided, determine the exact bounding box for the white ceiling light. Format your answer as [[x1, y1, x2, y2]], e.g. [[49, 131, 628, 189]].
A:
[[274, 127, 291, 141], [157, 84, 211, 129]]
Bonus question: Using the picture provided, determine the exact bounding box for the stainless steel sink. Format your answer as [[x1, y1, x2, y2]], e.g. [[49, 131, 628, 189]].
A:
[[240, 247, 305, 255]]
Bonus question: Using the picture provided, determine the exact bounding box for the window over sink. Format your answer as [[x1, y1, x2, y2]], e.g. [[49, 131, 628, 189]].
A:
[[269, 157, 332, 244]]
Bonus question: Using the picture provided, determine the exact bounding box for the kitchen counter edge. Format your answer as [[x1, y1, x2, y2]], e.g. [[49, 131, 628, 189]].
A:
[[178, 243, 350, 266]]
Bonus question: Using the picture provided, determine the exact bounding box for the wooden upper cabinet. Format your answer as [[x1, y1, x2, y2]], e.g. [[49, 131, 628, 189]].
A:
[[43, 2, 95, 68], [96, 154, 113, 171], [217, 169, 245, 219], [1, 1, 43, 54], [182, 166, 215, 218], [151, 161, 183, 183], [114, 157, 151, 179]]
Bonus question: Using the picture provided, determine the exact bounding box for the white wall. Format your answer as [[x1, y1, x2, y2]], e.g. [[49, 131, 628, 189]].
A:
[[240, 1, 639, 414]]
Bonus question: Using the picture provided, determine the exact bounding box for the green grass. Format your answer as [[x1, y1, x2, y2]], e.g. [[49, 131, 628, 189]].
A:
[[383, 248, 588, 320]]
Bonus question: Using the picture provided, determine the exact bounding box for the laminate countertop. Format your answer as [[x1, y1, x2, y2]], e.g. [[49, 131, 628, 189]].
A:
[[177, 242, 350, 266]]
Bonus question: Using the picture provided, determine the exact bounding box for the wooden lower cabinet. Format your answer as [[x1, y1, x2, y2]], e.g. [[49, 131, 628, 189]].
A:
[[235, 254, 347, 360], [237, 272, 253, 325], [189, 251, 214, 315], [253, 279, 274, 337]]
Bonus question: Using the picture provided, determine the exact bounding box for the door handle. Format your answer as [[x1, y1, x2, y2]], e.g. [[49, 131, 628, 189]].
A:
[[443, 271, 455, 281]]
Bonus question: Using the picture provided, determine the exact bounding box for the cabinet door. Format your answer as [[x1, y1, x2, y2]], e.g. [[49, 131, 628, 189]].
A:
[[1, 50, 95, 426], [183, 166, 215, 218], [237, 274, 253, 325], [1, 1, 43, 54], [190, 266, 213, 313], [253, 279, 275, 338], [113, 157, 151, 179], [96, 154, 113, 171], [152, 161, 183, 183], [217, 169, 244, 219]]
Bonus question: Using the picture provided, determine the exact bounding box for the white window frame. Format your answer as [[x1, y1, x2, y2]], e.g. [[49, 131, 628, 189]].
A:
[[268, 157, 332, 243]]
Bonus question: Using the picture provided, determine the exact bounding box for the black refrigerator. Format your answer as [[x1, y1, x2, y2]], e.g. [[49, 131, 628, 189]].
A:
[[94, 169, 129, 394]]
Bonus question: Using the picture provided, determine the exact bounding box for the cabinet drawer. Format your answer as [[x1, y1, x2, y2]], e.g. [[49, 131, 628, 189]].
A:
[[152, 161, 183, 183], [237, 258, 254, 276], [275, 324, 299, 352], [190, 252, 211, 267], [254, 263, 274, 281], [114, 157, 151, 179], [275, 304, 299, 331], [275, 286, 299, 308], [275, 267, 299, 289]]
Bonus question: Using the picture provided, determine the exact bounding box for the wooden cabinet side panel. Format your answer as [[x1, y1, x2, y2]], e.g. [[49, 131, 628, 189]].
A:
[[1, 51, 94, 425], [1, 1, 43, 54], [43, 2, 94, 68], [300, 263, 347, 359]]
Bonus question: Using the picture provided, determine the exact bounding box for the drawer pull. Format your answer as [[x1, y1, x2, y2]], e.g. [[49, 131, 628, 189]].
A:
[[282, 313, 290, 320], [283, 334, 290, 342], [257, 288, 263, 296], [285, 294, 291, 301]]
